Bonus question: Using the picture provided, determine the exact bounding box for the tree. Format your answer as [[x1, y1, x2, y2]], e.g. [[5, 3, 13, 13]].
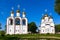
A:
[[5, 25, 6, 32], [28, 22, 37, 33], [0, 31, 5, 36], [55, 24, 60, 32], [54, 0, 60, 15], [0, 23, 2, 30]]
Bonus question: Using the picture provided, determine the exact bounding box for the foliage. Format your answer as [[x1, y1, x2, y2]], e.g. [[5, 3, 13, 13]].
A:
[[28, 22, 37, 33], [55, 24, 60, 32], [54, 0, 60, 15], [0, 31, 5, 36], [0, 23, 2, 29]]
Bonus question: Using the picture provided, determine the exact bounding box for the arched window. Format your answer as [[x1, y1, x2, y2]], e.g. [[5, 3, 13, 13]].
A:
[[22, 19, 26, 25], [9, 19, 13, 25], [15, 18, 20, 25]]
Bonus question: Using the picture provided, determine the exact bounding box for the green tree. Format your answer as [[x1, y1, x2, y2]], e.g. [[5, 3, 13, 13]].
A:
[[55, 24, 60, 32], [54, 0, 60, 15], [5, 25, 6, 32], [0, 23, 2, 30], [28, 22, 37, 33], [0, 31, 5, 36]]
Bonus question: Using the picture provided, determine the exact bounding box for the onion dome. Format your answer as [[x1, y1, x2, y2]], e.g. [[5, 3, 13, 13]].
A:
[[22, 11, 26, 15], [49, 16, 53, 19], [16, 10, 20, 13], [44, 14, 48, 17]]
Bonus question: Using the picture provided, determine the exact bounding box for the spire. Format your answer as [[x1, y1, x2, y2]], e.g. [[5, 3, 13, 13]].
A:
[[11, 7, 14, 14], [11, 7, 14, 17], [23, 8, 26, 15], [44, 9, 48, 17], [22, 8, 26, 17], [49, 13, 53, 19], [16, 5, 20, 13], [45, 9, 48, 13]]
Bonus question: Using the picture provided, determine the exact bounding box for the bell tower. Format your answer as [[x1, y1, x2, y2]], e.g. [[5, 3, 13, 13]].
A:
[[6, 7, 15, 35], [22, 9, 28, 34]]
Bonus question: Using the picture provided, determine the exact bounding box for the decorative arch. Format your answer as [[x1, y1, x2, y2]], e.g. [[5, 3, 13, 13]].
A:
[[22, 19, 26, 25], [15, 18, 20, 25], [9, 19, 13, 25]]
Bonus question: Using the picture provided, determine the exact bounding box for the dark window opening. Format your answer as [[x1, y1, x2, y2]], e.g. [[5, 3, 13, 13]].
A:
[[46, 24, 50, 25], [22, 19, 26, 25], [10, 29, 11, 32], [9, 19, 13, 25], [43, 30, 44, 32], [15, 18, 20, 25]]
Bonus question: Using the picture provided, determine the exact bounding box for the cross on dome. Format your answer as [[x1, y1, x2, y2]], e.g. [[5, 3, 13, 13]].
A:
[[22, 8, 26, 15], [12, 7, 14, 10], [45, 9, 47, 12], [16, 5, 20, 13], [18, 5, 20, 9], [11, 7, 14, 14]]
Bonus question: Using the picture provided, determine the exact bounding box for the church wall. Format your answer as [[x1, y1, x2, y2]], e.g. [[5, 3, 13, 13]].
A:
[[15, 17, 22, 34], [40, 14, 55, 34]]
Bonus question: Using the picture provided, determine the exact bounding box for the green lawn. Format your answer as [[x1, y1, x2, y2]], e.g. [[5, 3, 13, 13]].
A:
[[0, 34, 60, 40]]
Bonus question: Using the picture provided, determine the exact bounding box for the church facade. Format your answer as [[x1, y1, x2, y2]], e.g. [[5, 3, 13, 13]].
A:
[[6, 7, 28, 35], [40, 14, 55, 34]]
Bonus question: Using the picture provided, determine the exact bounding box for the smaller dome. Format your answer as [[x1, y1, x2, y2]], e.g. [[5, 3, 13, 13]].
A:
[[49, 16, 53, 19], [16, 10, 20, 13], [11, 10, 14, 14], [22, 11, 26, 15], [44, 14, 48, 17]]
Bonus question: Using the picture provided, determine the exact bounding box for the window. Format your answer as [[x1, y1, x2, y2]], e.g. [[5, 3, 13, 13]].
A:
[[22, 19, 26, 25], [9, 19, 13, 25], [52, 30, 54, 32], [23, 30, 25, 32], [10, 29, 11, 32], [15, 18, 20, 25], [43, 30, 44, 32]]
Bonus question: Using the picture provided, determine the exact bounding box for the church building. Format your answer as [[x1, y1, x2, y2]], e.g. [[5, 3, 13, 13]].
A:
[[40, 10, 55, 34], [6, 5, 28, 35]]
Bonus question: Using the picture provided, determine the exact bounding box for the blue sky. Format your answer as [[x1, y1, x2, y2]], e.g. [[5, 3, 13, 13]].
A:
[[0, 0, 60, 30]]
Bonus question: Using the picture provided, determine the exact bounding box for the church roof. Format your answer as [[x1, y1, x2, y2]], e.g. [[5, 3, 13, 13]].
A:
[[42, 14, 48, 19], [49, 16, 53, 19]]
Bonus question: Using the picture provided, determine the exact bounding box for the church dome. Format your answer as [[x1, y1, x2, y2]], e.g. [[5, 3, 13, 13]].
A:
[[22, 11, 26, 15], [49, 16, 53, 19], [44, 14, 48, 17], [42, 14, 48, 19], [16, 10, 20, 13]]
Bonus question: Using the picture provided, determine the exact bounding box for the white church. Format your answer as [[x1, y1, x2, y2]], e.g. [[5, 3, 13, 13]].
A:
[[40, 10, 55, 34], [6, 5, 28, 35]]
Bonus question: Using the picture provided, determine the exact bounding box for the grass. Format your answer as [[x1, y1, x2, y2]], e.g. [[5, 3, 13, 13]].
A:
[[0, 34, 60, 40], [5, 34, 60, 38]]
